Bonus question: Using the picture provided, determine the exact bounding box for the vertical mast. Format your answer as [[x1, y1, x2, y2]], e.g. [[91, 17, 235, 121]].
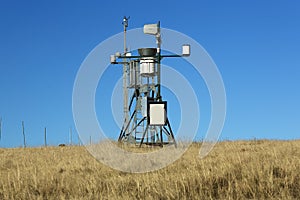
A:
[[156, 21, 161, 101], [122, 16, 129, 134]]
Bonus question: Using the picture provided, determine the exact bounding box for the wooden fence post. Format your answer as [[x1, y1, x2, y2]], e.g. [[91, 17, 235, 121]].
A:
[[22, 121, 26, 148], [77, 132, 81, 146], [44, 127, 47, 147], [69, 127, 72, 145], [0, 117, 2, 141]]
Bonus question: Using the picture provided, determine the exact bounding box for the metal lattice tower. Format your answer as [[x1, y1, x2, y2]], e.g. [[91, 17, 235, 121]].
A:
[[110, 17, 190, 147]]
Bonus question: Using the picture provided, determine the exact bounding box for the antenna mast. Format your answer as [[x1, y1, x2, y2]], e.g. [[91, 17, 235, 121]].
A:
[[122, 16, 130, 135], [122, 16, 130, 53]]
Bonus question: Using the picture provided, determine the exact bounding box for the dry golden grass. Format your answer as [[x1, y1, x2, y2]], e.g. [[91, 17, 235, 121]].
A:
[[0, 140, 300, 199]]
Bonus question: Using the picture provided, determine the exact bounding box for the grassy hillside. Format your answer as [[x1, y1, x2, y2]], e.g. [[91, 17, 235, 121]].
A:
[[0, 140, 299, 199]]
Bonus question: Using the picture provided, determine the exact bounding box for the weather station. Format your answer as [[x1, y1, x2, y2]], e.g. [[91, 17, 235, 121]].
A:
[[110, 17, 190, 147]]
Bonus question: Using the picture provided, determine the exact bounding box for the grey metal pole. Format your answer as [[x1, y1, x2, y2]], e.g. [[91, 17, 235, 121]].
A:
[[123, 17, 129, 135], [157, 21, 162, 101], [156, 21, 164, 146]]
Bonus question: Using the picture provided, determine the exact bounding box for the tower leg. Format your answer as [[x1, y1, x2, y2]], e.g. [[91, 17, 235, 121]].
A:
[[160, 127, 163, 147], [139, 124, 149, 147], [166, 118, 177, 147], [118, 110, 136, 142]]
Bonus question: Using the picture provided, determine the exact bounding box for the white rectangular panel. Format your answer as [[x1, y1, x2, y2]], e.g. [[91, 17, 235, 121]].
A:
[[182, 44, 190, 56], [141, 97, 147, 117], [143, 24, 159, 35], [149, 103, 166, 125]]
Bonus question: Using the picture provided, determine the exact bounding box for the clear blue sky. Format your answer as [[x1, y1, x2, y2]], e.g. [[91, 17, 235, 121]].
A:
[[0, 0, 299, 147]]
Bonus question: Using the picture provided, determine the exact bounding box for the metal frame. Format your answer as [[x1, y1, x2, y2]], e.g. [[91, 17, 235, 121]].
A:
[[111, 18, 189, 147]]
